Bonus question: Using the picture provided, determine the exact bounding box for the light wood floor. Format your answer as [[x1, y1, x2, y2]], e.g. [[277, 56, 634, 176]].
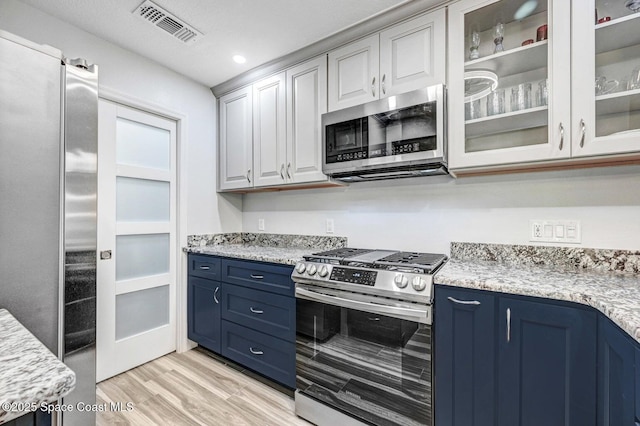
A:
[[96, 348, 312, 426]]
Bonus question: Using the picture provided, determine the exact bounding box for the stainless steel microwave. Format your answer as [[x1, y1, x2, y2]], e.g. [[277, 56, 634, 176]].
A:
[[322, 84, 447, 182]]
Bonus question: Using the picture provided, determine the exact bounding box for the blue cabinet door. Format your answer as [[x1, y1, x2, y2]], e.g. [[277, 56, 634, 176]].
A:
[[498, 297, 597, 426], [434, 286, 496, 426], [597, 315, 637, 426], [187, 276, 221, 353]]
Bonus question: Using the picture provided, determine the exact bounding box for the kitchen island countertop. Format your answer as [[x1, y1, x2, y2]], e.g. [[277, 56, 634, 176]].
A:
[[0, 309, 76, 424], [435, 257, 640, 344]]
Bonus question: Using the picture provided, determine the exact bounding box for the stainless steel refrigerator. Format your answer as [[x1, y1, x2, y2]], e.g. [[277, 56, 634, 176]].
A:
[[0, 29, 98, 425]]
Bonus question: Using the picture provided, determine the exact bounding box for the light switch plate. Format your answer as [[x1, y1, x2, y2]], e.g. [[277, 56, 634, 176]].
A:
[[258, 218, 265, 231], [326, 219, 334, 234], [530, 220, 581, 243]]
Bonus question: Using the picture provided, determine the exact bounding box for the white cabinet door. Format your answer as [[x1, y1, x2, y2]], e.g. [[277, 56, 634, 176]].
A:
[[286, 55, 328, 184], [571, 0, 640, 158], [253, 72, 287, 187], [328, 35, 379, 111], [219, 86, 253, 190], [379, 8, 446, 97], [447, 0, 571, 171]]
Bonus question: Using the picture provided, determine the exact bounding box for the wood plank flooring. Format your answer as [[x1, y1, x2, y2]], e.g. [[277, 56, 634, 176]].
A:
[[96, 348, 312, 426]]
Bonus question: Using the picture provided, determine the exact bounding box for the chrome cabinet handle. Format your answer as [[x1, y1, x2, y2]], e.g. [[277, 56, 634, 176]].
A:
[[249, 347, 264, 355], [199, 265, 210, 270], [447, 296, 481, 305], [250, 274, 264, 280], [559, 122, 564, 151], [381, 74, 386, 95], [286, 162, 292, 179], [213, 287, 219, 304], [250, 307, 264, 314], [280, 164, 285, 180], [368, 317, 380, 321], [371, 76, 376, 97], [247, 169, 251, 183], [579, 119, 586, 148], [506, 308, 511, 342]]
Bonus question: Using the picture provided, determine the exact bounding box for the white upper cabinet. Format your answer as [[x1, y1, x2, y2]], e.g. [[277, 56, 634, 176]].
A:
[[253, 72, 287, 187], [328, 9, 446, 112], [286, 55, 328, 184], [448, 0, 571, 171], [219, 85, 253, 190], [328, 35, 380, 112], [379, 8, 446, 97], [571, 0, 640, 158]]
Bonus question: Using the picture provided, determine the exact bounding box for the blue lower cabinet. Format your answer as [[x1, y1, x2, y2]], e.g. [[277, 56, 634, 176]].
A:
[[187, 276, 221, 353], [636, 347, 640, 425], [498, 297, 597, 426], [434, 287, 496, 426], [597, 315, 638, 426], [221, 320, 295, 388]]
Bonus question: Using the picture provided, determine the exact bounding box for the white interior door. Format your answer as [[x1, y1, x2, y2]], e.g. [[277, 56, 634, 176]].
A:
[[97, 100, 177, 382]]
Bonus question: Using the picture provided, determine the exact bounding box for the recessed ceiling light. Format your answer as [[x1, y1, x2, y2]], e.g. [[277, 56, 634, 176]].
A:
[[233, 55, 246, 64], [514, 0, 538, 20]]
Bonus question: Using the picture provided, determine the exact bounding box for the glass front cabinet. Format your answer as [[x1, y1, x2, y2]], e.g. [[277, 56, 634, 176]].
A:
[[448, 0, 640, 172]]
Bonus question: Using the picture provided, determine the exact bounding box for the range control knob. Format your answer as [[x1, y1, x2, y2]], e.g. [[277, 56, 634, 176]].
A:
[[307, 264, 317, 276], [394, 274, 408, 288], [295, 263, 306, 274], [318, 265, 329, 278], [412, 276, 427, 291]]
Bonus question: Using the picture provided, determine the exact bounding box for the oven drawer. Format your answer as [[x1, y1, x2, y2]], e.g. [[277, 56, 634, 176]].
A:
[[222, 259, 294, 296], [221, 285, 295, 342], [221, 320, 295, 388], [188, 254, 221, 281]]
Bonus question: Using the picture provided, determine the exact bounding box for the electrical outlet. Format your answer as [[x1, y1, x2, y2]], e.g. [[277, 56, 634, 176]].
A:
[[326, 219, 334, 234], [258, 218, 265, 231], [530, 220, 581, 243]]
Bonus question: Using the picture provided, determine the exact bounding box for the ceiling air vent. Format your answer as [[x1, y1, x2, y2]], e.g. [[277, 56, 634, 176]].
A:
[[133, 0, 203, 44]]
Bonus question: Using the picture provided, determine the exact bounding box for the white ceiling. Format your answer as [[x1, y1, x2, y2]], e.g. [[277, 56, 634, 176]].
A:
[[19, 0, 413, 88]]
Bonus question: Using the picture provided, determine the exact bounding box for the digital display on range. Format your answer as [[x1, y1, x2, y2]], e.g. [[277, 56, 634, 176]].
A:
[[329, 267, 377, 286]]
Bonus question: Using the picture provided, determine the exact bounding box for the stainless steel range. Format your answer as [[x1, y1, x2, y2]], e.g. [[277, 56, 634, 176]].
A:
[[292, 248, 447, 426]]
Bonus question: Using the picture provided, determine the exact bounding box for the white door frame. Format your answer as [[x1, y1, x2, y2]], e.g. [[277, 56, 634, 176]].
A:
[[98, 86, 193, 355]]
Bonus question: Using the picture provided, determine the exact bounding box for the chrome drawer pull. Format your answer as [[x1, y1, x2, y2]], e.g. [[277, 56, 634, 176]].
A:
[[368, 317, 380, 321], [558, 122, 564, 151], [213, 287, 219, 304], [199, 265, 210, 270], [506, 308, 511, 342], [249, 347, 264, 355], [447, 296, 481, 305], [250, 307, 263, 314], [250, 274, 264, 280], [579, 119, 586, 148]]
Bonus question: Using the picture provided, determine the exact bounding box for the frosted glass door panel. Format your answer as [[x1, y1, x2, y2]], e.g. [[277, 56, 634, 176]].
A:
[[116, 118, 170, 170], [116, 234, 169, 281], [115, 285, 169, 340], [116, 177, 169, 222]]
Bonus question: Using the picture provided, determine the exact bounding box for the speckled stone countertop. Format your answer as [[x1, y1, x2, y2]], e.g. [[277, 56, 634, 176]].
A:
[[0, 309, 76, 424], [184, 233, 347, 265], [435, 243, 640, 343]]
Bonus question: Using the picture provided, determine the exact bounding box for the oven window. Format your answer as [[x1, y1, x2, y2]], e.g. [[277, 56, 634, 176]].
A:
[[296, 299, 432, 426]]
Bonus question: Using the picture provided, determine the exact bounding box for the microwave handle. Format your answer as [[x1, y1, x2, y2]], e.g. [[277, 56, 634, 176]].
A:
[[295, 286, 431, 324]]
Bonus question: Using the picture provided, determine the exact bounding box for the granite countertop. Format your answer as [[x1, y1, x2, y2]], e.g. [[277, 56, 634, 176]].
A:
[[435, 243, 640, 344], [184, 232, 347, 265], [0, 309, 76, 424], [185, 244, 313, 265]]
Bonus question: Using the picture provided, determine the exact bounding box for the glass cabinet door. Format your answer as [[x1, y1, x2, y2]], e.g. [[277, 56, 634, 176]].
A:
[[448, 0, 571, 170], [572, 0, 640, 157]]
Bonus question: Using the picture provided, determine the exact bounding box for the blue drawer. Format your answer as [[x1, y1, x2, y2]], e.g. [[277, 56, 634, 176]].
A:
[[221, 259, 294, 296], [188, 254, 221, 281], [221, 284, 295, 342], [221, 320, 295, 388]]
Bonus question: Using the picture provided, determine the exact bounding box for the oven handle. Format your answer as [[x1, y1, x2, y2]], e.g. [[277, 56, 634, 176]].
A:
[[295, 286, 431, 325]]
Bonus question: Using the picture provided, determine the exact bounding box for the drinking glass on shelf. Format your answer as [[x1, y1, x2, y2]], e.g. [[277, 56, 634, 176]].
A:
[[487, 89, 505, 115], [493, 22, 505, 53], [469, 28, 481, 60], [510, 83, 532, 112], [595, 76, 619, 95], [629, 66, 640, 90], [465, 99, 483, 120], [537, 79, 548, 106]]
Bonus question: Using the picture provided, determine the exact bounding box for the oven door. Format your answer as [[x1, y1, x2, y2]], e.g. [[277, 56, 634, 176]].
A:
[[295, 284, 433, 426]]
